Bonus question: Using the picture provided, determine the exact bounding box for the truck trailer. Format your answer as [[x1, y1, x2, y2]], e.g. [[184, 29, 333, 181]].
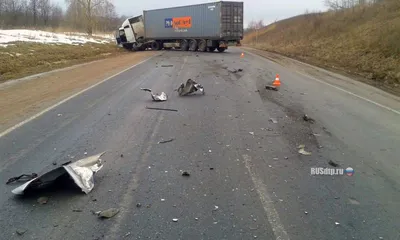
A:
[[115, 1, 243, 52]]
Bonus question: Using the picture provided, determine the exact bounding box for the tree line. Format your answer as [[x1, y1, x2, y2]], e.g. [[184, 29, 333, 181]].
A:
[[0, 0, 127, 34]]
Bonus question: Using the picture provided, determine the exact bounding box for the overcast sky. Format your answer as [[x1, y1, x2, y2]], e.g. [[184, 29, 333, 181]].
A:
[[113, 0, 327, 27]]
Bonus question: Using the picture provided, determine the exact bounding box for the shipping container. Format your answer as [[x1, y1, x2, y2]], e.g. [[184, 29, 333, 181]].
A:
[[115, 1, 243, 52], [143, 1, 243, 41]]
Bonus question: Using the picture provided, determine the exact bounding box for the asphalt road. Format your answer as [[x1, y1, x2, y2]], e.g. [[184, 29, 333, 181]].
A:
[[0, 47, 399, 240]]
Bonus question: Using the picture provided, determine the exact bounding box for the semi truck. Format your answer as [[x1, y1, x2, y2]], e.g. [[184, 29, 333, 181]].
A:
[[115, 1, 243, 52]]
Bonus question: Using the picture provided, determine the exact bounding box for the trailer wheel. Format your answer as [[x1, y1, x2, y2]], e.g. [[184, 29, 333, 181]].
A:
[[189, 39, 198, 51], [151, 41, 161, 50], [208, 47, 216, 52], [217, 47, 226, 53], [198, 39, 207, 52], [180, 39, 189, 51]]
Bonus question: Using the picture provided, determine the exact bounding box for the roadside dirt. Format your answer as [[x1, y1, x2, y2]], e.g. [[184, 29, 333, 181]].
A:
[[0, 51, 157, 133]]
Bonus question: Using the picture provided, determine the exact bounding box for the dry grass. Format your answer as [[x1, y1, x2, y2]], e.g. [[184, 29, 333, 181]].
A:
[[243, 0, 400, 88], [0, 42, 126, 82]]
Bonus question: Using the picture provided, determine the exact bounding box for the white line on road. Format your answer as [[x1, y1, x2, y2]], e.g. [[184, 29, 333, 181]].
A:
[[0, 56, 156, 139], [243, 154, 290, 240], [243, 49, 400, 116]]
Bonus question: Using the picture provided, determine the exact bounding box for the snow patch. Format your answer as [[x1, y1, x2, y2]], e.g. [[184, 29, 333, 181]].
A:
[[0, 30, 113, 45]]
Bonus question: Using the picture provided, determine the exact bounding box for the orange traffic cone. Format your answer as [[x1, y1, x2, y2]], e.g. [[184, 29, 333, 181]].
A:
[[240, 53, 244, 58], [272, 74, 281, 87]]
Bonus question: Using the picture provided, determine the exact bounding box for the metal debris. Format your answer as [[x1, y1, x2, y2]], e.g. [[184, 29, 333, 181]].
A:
[[213, 206, 219, 211], [136, 203, 142, 208], [98, 208, 119, 218], [265, 85, 278, 91], [304, 211, 308, 215], [335, 222, 340, 226], [140, 88, 168, 101], [6, 173, 38, 184], [328, 160, 339, 167], [161, 64, 173, 67], [298, 148, 312, 156], [249, 132, 254, 135], [195, 217, 199, 221], [161, 199, 165, 202], [11, 152, 105, 195], [57, 113, 62, 117], [182, 171, 190, 177], [146, 106, 178, 112], [303, 114, 315, 123], [158, 138, 175, 144], [37, 196, 48, 204], [177, 79, 205, 96], [269, 118, 278, 123], [16, 229, 27, 235], [172, 218, 178, 222]]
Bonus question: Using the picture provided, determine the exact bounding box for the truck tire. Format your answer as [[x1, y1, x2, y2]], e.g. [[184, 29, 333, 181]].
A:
[[180, 39, 189, 51], [217, 47, 226, 53], [151, 41, 161, 50], [208, 47, 216, 52], [189, 39, 198, 51], [198, 39, 207, 52]]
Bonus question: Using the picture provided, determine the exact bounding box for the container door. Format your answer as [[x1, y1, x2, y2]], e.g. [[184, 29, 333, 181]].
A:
[[221, 2, 243, 39]]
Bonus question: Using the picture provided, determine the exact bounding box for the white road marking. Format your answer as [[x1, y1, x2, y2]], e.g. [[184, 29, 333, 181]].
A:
[[243, 49, 400, 116], [0, 56, 156, 139], [294, 70, 400, 115], [243, 154, 290, 240]]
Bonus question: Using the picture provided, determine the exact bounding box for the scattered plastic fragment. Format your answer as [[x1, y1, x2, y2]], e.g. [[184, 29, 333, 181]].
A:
[[298, 148, 312, 156], [124, 232, 131, 238], [269, 118, 278, 123], [303, 114, 315, 123], [249, 132, 254, 135], [136, 203, 142, 208], [304, 211, 308, 215], [37, 196, 48, 204], [328, 160, 339, 167], [11, 152, 105, 195], [72, 209, 83, 212], [335, 222, 340, 226], [213, 206, 219, 211], [98, 208, 119, 218], [158, 138, 175, 144], [182, 171, 190, 177], [177, 79, 205, 96], [16, 229, 27, 235], [161, 64, 173, 67], [57, 113, 62, 117], [140, 88, 168, 101], [120, 154, 124, 158], [161, 199, 165, 202], [265, 86, 278, 91], [172, 218, 178, 222], [195, 218, 199, 221]]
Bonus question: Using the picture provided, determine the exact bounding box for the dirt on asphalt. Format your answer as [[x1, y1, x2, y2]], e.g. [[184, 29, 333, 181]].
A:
[[0, 51, 157, 133]]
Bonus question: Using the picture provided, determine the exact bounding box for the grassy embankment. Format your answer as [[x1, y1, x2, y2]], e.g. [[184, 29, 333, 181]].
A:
[[243, 0, 400, 90], [0, 41, 126, 82]]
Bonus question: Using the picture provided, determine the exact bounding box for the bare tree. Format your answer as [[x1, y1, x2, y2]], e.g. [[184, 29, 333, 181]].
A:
[[38, 0, 50, 25], [75, 0, 105, 35]]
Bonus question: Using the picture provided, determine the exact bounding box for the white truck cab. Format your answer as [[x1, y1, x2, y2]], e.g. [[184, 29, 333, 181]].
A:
[[116, 16, 145, 50]]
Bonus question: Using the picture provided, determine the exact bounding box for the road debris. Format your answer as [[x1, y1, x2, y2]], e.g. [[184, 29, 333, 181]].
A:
[[328, 160, 339, 167], [304, 211, 308, 215], [349, 198, 360, 205], [249, 132, 254, 135], [172, 218, 178, 222], [161, 199, 165, 202], [269, 118, 278, 123], [6, 173, 38, 184], [177, 79, 205, 96], [146, 107, 178, 112], [140, 88, 168, 101], [228, 68, 243, 73], [265, 85, 278, 91], [303, 114, 315, 123], [182, 171, 190, 177], [213, 205, 219, 211], [124, 232, 131, 238], [37, 196, 48, 204], [136, 203, 142, 208], [72, 209, 83, 212], [16, 229, 27, 235], [161, 64, 173, 67], [158, 138, 175, 144], [195, 217, 199, 221], [57, 113, 62, 117], [210, 167, 214, 170], [11, 152, 105, 195], [298, 147, 312, 156], [120, 154, 124, 158], [335, 221, 340, 226], [52, 162, 57, 165], [98, 208, 119, 218]]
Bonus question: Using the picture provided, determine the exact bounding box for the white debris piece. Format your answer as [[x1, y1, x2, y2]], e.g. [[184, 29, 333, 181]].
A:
[[335, 222, 340, 226], [249, 132, 254, 135], [172, 218, 178, 222]]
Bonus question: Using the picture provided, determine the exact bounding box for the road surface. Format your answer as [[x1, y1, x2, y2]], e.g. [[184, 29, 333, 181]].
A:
[[0, 47, 399, 240]]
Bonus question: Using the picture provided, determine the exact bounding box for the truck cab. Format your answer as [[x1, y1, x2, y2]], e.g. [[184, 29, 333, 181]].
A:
[[116, 16, 145, 50]]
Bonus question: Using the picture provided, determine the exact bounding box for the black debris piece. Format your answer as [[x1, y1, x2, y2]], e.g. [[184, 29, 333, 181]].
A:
[[16, 229, 27, 236], [161, 65, 173, 67], [182, 171, 190, 177], [120, 154, 124, 158], [136, 203, 142, 208], [72, 209, 83, 212], [265, 86, 278, 91], [146, 107, 178, 112], [6, 173, 38, 184], [328, 160, 339, 167], [210, 167, 214, 170], [158, 138, 175, 144], [303, 114, 315, 123]]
